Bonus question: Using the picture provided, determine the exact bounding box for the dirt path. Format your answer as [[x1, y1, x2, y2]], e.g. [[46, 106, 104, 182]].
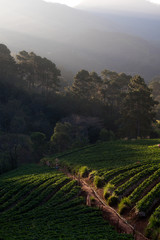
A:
[[61, 169, 149, 240]]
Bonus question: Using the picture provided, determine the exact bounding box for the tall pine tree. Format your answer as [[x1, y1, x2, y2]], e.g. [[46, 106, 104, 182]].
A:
[[120, 75, 156, 138]]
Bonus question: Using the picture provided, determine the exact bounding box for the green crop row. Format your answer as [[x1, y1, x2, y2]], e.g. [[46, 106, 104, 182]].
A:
[[136, 181, 160, 216], [146, 205, 160, 239], [47, 139, 160, 170], [118, 167, 160, 214], [109, 164, 152, 186], [102, 162, 144, 183], [0, 174, 51, 205], [0, 172, 60, 204], [115, 165, 158, 198], [129, 167, 160, 204], [103, 164, 156, 200], [0, 164, 133, 240], [0, 175, 66, 214]]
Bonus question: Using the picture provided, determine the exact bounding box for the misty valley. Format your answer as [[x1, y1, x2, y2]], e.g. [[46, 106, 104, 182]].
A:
[[1, 0, 160, 239]]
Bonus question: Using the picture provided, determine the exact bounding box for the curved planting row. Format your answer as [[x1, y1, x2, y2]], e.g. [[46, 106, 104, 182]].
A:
[[101, 161, 160, 238], [103, 163, 158, 200], [109, 164, 153, 187], [115, 165, 158, 198], [0, 165, 133, 240], [135, 181, 160, 216], [102, 162, 145, 182], [0, 173, 57, 206], [146, 205, 160, 239], [1, 175, 68, 214], [118, 167, 160, 214], [129, 168, 160, 204]]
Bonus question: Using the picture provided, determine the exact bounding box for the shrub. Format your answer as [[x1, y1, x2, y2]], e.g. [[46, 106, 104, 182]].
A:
[[79, 166, 90, 178], [146, 227, 160, 240], [107, 194, 119, 206], [118, 197, 131, 214], [89, 170, 98, 181], [103, 183, 115, 199], [93, 176, 105, 188]]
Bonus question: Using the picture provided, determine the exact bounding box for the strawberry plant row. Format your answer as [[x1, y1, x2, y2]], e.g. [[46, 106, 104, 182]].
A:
[[0, 165, 133, 240], [128, 167, 160, 204], [136, 181, 160, 216], [114, 165, 158, 198], [0, 175, 64, 213], [109, 164, 153, 187]]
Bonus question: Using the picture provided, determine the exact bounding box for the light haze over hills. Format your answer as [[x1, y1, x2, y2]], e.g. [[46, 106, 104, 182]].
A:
[[77, 0, 160, 15], [0, 0, 160, 81]]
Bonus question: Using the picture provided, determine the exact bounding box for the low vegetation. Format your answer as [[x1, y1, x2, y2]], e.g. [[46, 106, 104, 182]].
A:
[[42, 139, 160, 238], [0, 165, 133, 240]]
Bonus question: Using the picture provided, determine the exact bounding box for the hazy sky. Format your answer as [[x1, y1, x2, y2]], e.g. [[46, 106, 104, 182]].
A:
[[44, 0, 160, 7], [44, 0, 82, 7], [149, 0, 160, 3]]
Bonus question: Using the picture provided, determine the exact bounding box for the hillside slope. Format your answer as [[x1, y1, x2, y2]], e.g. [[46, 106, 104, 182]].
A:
[[0, 164, 133, 240], [43, 139, 160, 239], [0, 0, 160, 80], [47, 139, 160, 169]]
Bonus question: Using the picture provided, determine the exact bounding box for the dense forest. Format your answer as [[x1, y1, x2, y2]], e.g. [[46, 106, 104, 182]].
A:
[[0, 43, 160, 173]]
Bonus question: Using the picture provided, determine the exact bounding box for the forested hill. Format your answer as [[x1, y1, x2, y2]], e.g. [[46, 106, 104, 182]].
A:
[[0, 0, 160, 80], [0, 43, 160, 175]]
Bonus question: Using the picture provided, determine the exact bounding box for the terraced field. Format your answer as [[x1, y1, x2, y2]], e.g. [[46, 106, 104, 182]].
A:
[[101, 161, 160, 239], [0, 164, 133, 240], [42, 139, 160, 239]]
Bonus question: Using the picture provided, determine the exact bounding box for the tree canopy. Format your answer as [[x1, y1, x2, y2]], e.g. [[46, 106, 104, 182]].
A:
[[120, 75, 156, 138], [0, 43, 159, 168], [16, 51, 61, 94]]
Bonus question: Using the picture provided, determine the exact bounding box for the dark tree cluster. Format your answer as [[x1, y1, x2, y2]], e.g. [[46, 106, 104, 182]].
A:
[[0, 43, 158, 172]]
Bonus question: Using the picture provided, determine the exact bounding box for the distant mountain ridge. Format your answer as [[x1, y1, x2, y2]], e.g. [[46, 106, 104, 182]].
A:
[[77, 0, 160, 16], [0, 0, 160, 81]]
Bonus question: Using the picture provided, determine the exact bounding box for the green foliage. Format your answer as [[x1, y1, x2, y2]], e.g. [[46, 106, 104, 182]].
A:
[[16, 51, 61, 94], [45, 139, 160, 236], [0, 133, 34, 173], [135, 180, 160, 216], [89, 170, 98, 180], [79, 166, 90, 178], [128, 168, 160, 204], [0, 44, 158, 150], [147, 209, 160, 239], [48, 139, 160, 169], [120, 75, 156, 138], [93, 176, 105, 188], [107, 194, 119, 206], [149, 77, 160, 119], [103, 183, 115, 199], [50, 122, 73, 152], [0, 44, 17, 82], [0, 165, 133, 240], [31, 132, 46, 145], [31, 132, 47, 160], [114, 165, 158, 198], [0, 152, 12, 174], [118, 198, 131, 214], [99, 128, 115, 141]]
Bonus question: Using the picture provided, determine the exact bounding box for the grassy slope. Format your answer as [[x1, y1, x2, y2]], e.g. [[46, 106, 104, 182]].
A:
[[0, 165, 133, 240], [48, 139, 160, 170]]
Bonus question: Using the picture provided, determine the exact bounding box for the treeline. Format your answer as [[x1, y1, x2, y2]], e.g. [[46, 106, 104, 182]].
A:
[[0, 43, 159, 173]]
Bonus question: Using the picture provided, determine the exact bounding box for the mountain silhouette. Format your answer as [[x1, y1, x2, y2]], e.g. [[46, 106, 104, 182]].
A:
[[0, 0, 160, 81]]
